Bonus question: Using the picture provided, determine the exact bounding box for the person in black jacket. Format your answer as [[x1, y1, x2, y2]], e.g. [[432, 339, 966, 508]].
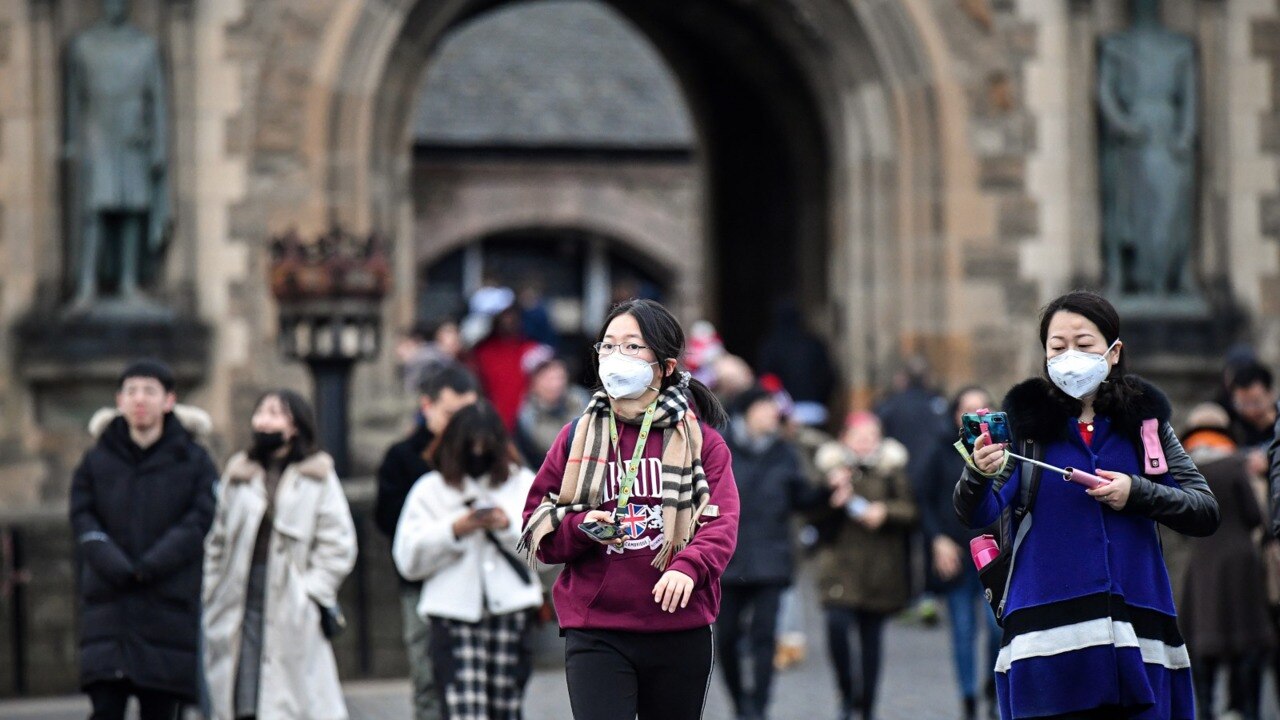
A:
[[757, 301, 836, 427], [919, 386, 999, 720], [69, 360, 217, 720], [718, 386, 829, 720], [374, 364, 478, 720]]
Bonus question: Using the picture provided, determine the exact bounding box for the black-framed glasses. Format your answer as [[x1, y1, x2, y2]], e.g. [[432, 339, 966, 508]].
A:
[[594, 342, 649, 357]]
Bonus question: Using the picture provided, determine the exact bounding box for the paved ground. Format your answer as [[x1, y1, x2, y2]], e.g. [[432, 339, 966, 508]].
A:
[[0, 619, 970, 720], [4, 577, 1277, 720]]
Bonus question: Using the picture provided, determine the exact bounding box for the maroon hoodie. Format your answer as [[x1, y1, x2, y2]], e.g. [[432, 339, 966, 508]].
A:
[[522, 419, 739, 632]]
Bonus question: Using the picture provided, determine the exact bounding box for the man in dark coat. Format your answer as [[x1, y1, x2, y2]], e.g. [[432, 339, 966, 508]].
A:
[[69, 360, 217, 719], [374, 364, 478, 720], [718, 386, 829, 720], [876, 356, 950, 619]]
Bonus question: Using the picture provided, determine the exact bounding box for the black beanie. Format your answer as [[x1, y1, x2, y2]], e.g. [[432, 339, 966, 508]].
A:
[[119, 359, 175, 392], [732, 385, 775, 417]]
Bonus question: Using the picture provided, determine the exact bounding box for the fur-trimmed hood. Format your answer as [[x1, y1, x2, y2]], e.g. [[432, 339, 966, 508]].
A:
[[814, 436, 909, 475], [1003, 375, 1172, 445], [88, 403, 214, 440], [224, 450, 335, 484]]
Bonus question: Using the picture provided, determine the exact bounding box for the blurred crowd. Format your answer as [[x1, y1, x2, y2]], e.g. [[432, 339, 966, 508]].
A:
[[67, 275, 1280, 720], [390, 283, 1280, 720]]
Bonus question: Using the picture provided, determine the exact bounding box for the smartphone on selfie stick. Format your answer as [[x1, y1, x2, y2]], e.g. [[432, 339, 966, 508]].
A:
[[961, 409, 1011, 449], [961, 411, 1109, 489]]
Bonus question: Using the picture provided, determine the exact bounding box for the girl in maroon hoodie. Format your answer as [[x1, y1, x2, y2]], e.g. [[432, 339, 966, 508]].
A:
[[521, 299, 740, 720]]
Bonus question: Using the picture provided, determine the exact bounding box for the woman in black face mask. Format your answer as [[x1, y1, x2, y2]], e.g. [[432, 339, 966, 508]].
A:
[[393, 400, 543, 720], [202, 390, 358, 720]]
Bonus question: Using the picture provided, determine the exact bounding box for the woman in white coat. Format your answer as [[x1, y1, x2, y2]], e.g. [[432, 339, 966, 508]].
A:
[[394, 400, 542, 720], [202, 390, 357, 720]]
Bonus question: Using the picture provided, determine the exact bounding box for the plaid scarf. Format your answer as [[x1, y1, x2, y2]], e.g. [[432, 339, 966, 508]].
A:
[[520, 386, 710, 571]]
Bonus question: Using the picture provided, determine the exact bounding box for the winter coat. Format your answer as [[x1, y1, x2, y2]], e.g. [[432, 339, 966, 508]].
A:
[[722, 420, 828, 586], [1267, 413, 1280, 540], [70, 406, 217, 700], [515, 386, 592, 468], [374, 424, 434, 586], [1179, 452, 1274, 658], [471, 335, 541, 430], [919, 431, 994, 592], [811, 437, 917, 613], [202, 451, 357, 720], [394, 467, 542, 623], [954, 376, 1219, 720], [877, 386, 950, 492]]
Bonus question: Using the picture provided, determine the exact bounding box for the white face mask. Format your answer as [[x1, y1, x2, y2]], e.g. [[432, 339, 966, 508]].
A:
[[599, 354, 658, 400], [1046, 339, 1119, 399]]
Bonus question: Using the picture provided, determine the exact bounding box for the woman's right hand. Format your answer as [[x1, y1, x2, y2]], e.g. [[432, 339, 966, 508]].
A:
[[583, 510, 624, 546], [972, 432, 1006, 475]]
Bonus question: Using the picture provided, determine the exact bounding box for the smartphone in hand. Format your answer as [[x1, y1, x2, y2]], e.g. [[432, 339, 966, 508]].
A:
[[579, 520, 622, 542], [469, 498, 497, 521]]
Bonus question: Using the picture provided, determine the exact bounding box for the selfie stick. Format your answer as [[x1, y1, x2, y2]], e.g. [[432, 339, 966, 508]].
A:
[[1002, 450, 1110, 489]]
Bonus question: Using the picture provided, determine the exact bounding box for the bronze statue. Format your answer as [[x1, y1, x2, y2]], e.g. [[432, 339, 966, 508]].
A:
[[63, 0, 169, 310], [1097, 0, 1197, 297]]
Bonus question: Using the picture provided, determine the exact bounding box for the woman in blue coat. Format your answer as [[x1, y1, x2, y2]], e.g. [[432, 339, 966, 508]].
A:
[[954, 291, 1219, 720]]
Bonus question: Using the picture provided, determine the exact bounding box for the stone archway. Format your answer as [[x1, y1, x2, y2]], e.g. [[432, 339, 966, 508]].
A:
[[247, 0, 969, 400]]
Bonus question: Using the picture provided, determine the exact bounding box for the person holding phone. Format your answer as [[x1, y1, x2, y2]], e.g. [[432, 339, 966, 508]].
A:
[[954, 291, 1219, 720], [520, 299, 740, 720], [394, 401, 542, 720]]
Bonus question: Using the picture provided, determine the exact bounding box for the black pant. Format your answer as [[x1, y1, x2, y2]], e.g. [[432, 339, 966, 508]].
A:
[[564, 625, 714, 720], [825, 607, 887, 719], [87, 680, 183, 720], [1193, 653, 1264, 720], [716, 583, 783, 716]]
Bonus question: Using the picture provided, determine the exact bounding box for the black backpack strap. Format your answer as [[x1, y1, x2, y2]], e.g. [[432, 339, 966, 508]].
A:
[[483, 530, 534, 585], [1015, 438, 1042, 523], [993, 438, 1044, 621]]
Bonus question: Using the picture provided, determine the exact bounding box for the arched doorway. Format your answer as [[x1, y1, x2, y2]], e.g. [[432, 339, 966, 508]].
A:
[[316, 0, 944, 399], [349, 0, 882, 364]]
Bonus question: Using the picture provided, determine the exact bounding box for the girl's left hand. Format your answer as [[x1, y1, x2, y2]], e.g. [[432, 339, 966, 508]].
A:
[[652, 569, 695, 613], [1087, 470, 1132, 511]]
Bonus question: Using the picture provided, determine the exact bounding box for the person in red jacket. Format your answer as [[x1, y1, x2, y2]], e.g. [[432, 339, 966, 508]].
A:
[[471, 305, 542, 430], [521, 298, 740, 720]]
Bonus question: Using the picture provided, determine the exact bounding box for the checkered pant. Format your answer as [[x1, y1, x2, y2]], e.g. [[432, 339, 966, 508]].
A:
[[429, 612, 532, 720]]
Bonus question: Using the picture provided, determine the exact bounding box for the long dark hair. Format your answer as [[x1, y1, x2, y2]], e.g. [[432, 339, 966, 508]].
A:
[[592, 299, 729, 429], [1037, 290, 1143, 412], [429, 401, 520, 488], [247, 388, 321, 464]]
